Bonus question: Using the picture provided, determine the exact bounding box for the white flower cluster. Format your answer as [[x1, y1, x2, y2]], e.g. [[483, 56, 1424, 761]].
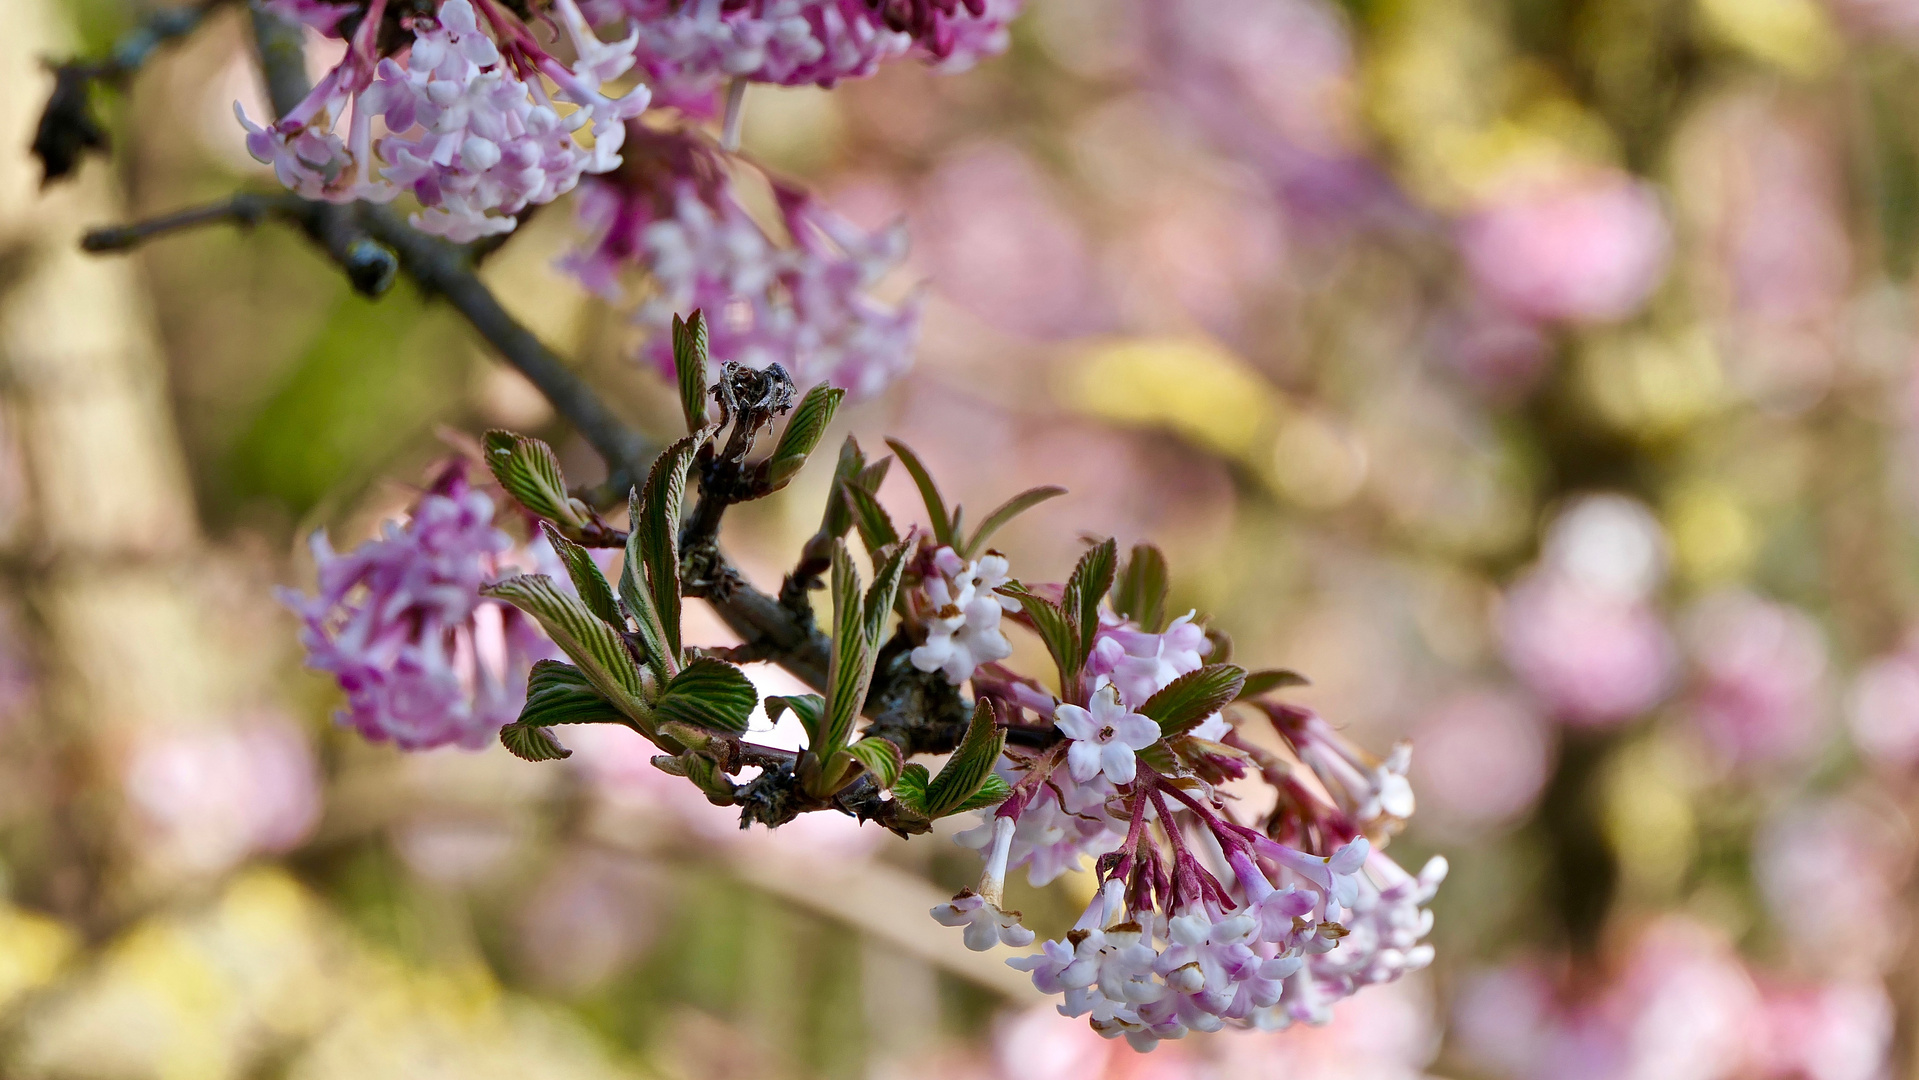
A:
[[933, 601, 1445, 1049], [909, 547, 1018, 684]]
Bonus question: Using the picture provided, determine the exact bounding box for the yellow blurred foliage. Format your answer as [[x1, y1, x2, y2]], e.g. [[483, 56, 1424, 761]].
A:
[[0, 905, 78, 1015], [1580, 326, 1725, 438], [1695, 0, 1841, 77], [1601, 736, 1698, 900], [1058, 336, 1275, 458], [1666, 483, 1757, 586]]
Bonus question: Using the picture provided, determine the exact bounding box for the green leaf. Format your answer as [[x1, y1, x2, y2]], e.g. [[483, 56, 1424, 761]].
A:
[[541, 523, 621, 629], [483, 575, 651, 725], [483, 431, 581, 528], [893, 763, 931, 812], [843, 483, 899, 557], [500, 722, 571, 762], [819, 437, 867, 540], [963, 485, 1066, 559], [764, 384, 844, 493], [884, 438, 956, 547], [822, 542, 869, 757], [952, 775, 1012, 813], [1237, 668, 1309, 699], [843, 737, 904, 788], [673, 310, 710, 433], [1004, 587, 1078, 695], [654, 657, 757, 733], [765, 694, 826, 749], [638, 435, 701, 660], [1113, 543, 1169, 633], [518, 660, 630, 727], [864, 542, 909, 646], [620, 487, 674, 684], [1141, 663, 1247, 736], [1064, 538, 1117, 672], [920, 699, 1007, 818]]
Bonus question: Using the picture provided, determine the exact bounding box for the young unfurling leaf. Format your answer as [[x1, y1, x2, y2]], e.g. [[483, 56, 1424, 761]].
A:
[[482, 574, 651, 727], [541, 523, 621, 628], [1141, 663, 1247, 736], [1237, 668, 1310, 699], [907, 699, 1008, 818], [654, 656, 758, 733], [673, 310, 711, 434], [1113, 543, 1169, 633], [763, 383, 844, 493], [885, 438, 957, 548], [500, 722, 571, 762], [1003, 586, 1079, 696], [843, 736, 904, 788], [1064, 538, 1117, 671], [483, 430, 583, 529], [963, 485, 1066, 559]]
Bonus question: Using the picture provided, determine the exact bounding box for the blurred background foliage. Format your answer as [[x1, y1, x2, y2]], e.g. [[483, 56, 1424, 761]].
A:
[[7, 0, 1919, 1076]]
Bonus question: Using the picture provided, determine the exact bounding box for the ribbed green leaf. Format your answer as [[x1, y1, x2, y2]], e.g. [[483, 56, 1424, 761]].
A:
[[822, 542, 868, 757], [764, 384, 844, 492], [654, 657, 757, 733], [963, 485, 1066, 559], [843, 736, 904, 788], [673, 310, 710, 433], [865, 542, 909, 647], [1004, 587, 1078, 694], [1064, 538, 1117, 672], [893, 763, 931, 813], [818, 437, 867, 539], [884, 438, 956, 547], [638, 435, 701, 660], [621, 488, 674, 684], [765, 693, 826, 749], [1237, 668, 1309, 700], [952, 775, 1012, 813], [518, 660, 630, 726], [843, 483, 899, 557], [541, 523, 621, 629], [1113, 543, 1169, 633], [500, 722, 571, 762], [1141, 663, 1247, 736], [483, 431, 580, 528], [921, 699, 1007, 818], [482, 575, 649, 725]]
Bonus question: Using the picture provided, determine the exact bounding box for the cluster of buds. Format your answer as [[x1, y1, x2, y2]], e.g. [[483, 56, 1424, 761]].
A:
[[563, 126, 921, 397], [280, 462, 559, 750], [243, 0, 649, 240], [282, 315, 1441, 1053]]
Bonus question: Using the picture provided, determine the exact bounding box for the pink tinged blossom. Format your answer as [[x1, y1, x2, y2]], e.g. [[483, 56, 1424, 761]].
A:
[[279, 465, 557, 751], [1459, 168, 1673, 325], [1055, 685, 1160, 786], [1683, 590, 1829, 767], [569, 171, 921, 398], [954, 775, 1125, 887], [931, 817, 1037, 951], [1084, 611, 1212, 709], [1410, 688, 1553, 833], [239, 0, 648, 241], [1755, 798, 1912, 977], [910, 548, 1018, 684]]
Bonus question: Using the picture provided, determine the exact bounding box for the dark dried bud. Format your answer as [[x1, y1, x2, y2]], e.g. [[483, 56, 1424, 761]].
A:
[[33, 64, 109, 186], [343, 237, 399, 297]]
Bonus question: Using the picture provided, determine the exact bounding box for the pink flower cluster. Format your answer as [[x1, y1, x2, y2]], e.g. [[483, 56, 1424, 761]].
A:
[[573, 0, 1024, 112], [1682, 590, 1829, 769], [909, 547, 1018, 684], [280, 465, 556, 751], [122, 715, 322, 875], [240, 0, 649, 241], [565, 165, 921, 397], [942, 602, 1442, 1049]]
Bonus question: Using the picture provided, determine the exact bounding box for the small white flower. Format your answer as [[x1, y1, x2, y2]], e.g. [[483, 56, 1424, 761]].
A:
[[1055, 685, 1160, 786], [931, 890, 1035, 951]]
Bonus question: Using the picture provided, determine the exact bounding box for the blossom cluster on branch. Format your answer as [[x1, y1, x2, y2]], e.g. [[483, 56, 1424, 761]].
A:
[[276, 316, 1442, 1050]]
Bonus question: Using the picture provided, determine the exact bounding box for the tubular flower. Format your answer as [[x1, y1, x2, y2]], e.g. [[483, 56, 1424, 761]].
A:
[[279, 464, 557, 750], [909, 546, 1018, 684], [238, 0, 649, 240], [563, 135, 921, 396], [935, 593, 1440, 1048]]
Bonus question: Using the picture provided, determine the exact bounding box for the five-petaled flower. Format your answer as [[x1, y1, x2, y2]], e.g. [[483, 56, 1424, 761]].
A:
[[1055, 684, 1160, 786]]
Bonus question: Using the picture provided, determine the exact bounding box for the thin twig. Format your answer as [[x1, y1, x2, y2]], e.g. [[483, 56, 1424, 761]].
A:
[[79, 192, 296, 252]]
